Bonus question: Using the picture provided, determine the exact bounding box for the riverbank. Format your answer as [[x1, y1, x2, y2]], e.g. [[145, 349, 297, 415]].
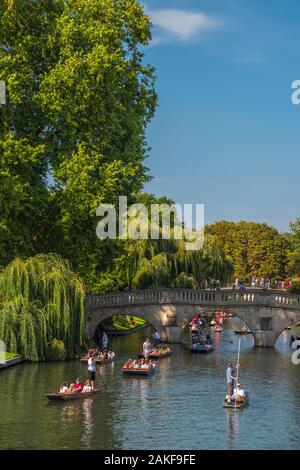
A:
[[103, 315, 149, 337], [106, 321, 149, 336], [0, 354, 24, 370]]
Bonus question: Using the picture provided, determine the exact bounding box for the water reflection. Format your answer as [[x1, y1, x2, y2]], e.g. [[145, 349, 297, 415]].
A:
[[81, 399, 94, 448], [0, 322, 300, 450]]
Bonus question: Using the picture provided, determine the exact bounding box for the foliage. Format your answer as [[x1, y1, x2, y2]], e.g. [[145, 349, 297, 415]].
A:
[[5, 352, 20, 360], [175, 272, 198, 289], [287, 219, 300, 277], [205, 221, 290, 281], [100, 315, 146, 332], [0, 0, 157, 286], [46, 338, 67, 361], [0, 254, 85, 361], [115, 234, 233, 291]]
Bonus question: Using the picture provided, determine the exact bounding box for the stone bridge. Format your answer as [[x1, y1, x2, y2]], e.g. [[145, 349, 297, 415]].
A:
[[85, 288, 300, 347]]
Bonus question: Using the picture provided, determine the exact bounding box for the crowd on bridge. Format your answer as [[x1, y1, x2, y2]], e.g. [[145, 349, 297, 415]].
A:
[[204, 277, 294, 291], [250, 277, 292, 290]]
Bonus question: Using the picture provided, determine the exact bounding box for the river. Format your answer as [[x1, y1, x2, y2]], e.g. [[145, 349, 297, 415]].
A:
[[0, 318, 299, 450]]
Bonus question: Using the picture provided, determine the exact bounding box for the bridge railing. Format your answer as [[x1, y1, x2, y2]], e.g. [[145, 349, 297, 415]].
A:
[[86, 289, 300, 310]]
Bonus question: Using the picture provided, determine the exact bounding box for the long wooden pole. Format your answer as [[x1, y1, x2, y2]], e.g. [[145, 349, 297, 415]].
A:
[[234, 337, 241, 411]]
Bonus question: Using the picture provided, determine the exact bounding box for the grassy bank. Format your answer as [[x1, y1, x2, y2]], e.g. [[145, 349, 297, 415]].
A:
[[102, 315, 147, 332], [5, 352, 21, 360]]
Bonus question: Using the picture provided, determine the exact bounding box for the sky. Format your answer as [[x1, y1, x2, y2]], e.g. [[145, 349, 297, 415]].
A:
[[142, 0, 300, 232]]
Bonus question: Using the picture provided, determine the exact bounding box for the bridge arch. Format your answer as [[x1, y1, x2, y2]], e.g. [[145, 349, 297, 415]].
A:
[[86, 306, 171, 346], [85, 289, 300, 347]]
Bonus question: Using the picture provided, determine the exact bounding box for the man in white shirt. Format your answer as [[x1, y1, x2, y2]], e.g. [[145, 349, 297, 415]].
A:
[[102, 331, 108, 350], [87, 351, 97, 390], [143, 338, 153, 359]]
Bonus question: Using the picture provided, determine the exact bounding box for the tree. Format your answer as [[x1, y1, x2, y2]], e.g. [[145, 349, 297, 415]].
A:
[[206, 221, 290, 280], [287, 219, 300, 287], [0, 0, 157, 285], [0, 254, 85, 361]]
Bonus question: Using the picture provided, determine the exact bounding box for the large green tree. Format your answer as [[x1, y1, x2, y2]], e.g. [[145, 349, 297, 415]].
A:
[[0, 0, 157, 285], [206, 221, 290, 281]]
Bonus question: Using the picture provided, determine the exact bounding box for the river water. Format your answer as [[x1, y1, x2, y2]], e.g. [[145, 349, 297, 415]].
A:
[[0, 319, 299, 450]]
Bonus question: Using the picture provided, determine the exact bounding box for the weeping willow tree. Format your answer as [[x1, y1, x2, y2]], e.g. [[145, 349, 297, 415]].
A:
[[0, 254, 85, 361], [122, 235, 233, 291]]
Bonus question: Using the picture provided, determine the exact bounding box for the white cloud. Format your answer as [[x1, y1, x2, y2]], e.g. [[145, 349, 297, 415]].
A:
[[148, 9, 220, 44]]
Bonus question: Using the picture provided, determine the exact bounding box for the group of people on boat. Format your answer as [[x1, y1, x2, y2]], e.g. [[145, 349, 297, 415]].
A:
[[191, 332, 213, 346], [86, 348, 115, 361], [123, 358, 154, 370], [189, 316, 206, 330], [59, 378, 93, 394], [58, 349, 98, 394], [142, 337, 169, 358]]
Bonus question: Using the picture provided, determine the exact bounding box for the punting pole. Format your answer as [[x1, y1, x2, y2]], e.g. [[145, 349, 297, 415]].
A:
[[234, 337, 241, 411]]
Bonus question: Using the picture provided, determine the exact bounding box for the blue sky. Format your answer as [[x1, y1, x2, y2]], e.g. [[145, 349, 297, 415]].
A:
[[142, 0, 300, 232]]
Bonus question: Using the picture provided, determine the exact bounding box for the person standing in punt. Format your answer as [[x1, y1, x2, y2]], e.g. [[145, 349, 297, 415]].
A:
[[143, 338, 153, 359], [102, 331, 108, 350], [152, 331, 161, 347], [226, 363, 237, 404], [87, 351, 97, 390]]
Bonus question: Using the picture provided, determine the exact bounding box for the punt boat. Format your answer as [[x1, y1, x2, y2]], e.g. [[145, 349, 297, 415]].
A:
[[223, 392, 249, 409], [46, 389, 101, 402], [122, 364, 156, 377]]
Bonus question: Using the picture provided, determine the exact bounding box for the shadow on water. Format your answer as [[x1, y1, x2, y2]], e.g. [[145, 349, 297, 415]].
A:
[[0, 321, 300, 449]]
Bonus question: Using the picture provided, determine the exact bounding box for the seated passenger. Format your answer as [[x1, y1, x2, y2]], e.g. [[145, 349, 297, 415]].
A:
[[82, 380, 92, 393], [60, 382, 69, 393], [199, 335, 205, 344], [231, 383, 245, 402], [74, 378, 83, 392], [206, 334, 212, 345], [140, 359, 149, 369]]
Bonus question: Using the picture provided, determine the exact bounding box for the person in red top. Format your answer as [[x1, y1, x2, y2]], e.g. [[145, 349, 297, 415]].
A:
[[74, 378, 83, 392]]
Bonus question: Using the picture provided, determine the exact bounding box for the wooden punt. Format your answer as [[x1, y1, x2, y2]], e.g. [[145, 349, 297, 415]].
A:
[[190, 344, 215, 354], [80, 355, 115, 365], [46, 389, 101, 402], [223, 393, 249, 409], [122, 365, 156, 377], [137, 349, 171, 360]]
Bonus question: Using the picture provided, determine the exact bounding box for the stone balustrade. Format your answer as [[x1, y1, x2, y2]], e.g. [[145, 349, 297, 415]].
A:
[[86, 288, 300, 310]]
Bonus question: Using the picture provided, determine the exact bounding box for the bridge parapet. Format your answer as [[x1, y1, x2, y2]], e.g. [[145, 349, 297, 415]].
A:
[[86, 288, 300, 310]]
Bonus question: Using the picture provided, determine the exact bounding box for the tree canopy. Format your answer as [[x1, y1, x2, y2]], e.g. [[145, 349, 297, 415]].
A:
[[0, 0, 157, 285], [206, 221, 290, 281]]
